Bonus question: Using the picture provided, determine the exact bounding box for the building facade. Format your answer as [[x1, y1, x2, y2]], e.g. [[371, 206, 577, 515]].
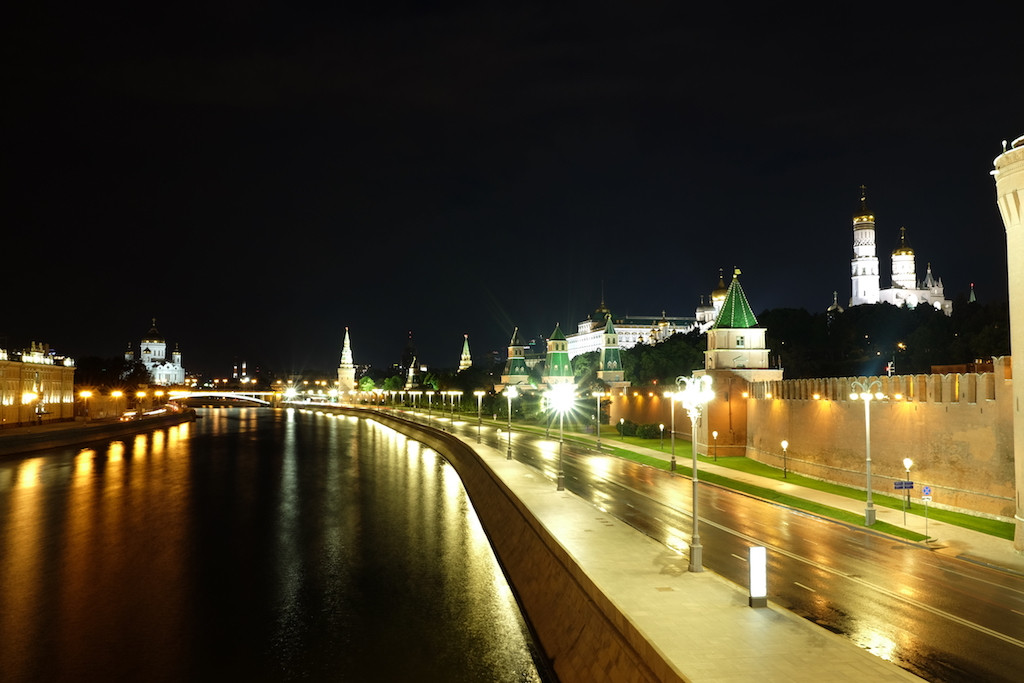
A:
[[0, 342, 75, 427]]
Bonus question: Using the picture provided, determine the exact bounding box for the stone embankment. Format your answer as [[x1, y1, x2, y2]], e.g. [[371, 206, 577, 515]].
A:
[[341, 406, 682, 683], [0, 409, 196, 458]]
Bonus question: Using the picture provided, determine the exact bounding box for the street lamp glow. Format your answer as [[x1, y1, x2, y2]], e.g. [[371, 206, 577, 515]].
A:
[[548, 383, 576, 491], [675, 373, 715, 573], [504, 385, 518, 460], [473, 390, 485, 443], [850, 379, 884, 525], [781, 439, 789, 479]]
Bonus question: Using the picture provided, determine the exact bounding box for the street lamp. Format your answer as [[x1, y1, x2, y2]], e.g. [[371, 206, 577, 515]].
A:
[[426, 391, 433, 425], [781, 439, 789, 478], [79, 390, 92, 422], [619, 417, 624, 441], [903, 457, 913, 512], [548, 383, 576, 491], [850, 379, 884, 526], [504, 385, 518, 460], [712, 430, 719, 462], [473, 390, 485, 443], [450, 390, 463, 430], [591, 391, 604, 450], [676, 373, 715, 573], [659, 423, 665, 450], [664, 390, 678, 470]]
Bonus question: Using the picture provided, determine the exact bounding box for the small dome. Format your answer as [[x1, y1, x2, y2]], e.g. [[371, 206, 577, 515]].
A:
[[711, 270, 728, 302], [892, 226, 914, 256]]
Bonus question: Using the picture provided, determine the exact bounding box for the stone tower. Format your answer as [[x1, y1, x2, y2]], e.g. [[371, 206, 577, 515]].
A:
[[337, 327, 356, 394], [850, 187, 880, 306], [459, 334, 472, 372], [542, 323, 574, 386], [500, 326, 530, 389], [993, 134, 1024, 552], [597, 314, 626, 389]]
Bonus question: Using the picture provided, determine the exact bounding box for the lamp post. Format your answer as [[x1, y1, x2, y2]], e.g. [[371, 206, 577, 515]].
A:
[[505, 385, 518, 460], [79, 390, 92, 422], [665, 391, 678, 470], [619, 417, 624, 441], [451, 390, 462, 431], [592, 391, 604, 450], [903, 457, 913, 512], [781, 439, 789, 478], [850, 379, 884, 526], [676, 373, 715, 573], [474, 390, 485, 443], [549, 384, 575, 491], [426, 391, 433, 425], [659, 423, 665, 450], [712, 430, 718, 462]]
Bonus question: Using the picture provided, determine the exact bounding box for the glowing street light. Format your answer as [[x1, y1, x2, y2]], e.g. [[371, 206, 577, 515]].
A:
[[659, 423, 665, 450], [664, 390, 678, 470], [676, 373, 715, 573], [712, 430, 719, 462], [903, 457, 914, 513], [504, 385, 518, 460], [473, 390, 485, 443], [850, 379, 884, 526], [781, 439, 789, 479], [548, 383, 576, 491], [79, 390, 92, 422]]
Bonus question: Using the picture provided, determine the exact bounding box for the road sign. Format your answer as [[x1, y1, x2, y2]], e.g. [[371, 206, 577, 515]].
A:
[[894, 480, 914, 490], [922, 485, 932, 496], [922, 495, 932, 502]]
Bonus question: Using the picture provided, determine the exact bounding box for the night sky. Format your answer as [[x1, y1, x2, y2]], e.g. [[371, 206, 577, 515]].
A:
[[4, 5, 1021, 377]]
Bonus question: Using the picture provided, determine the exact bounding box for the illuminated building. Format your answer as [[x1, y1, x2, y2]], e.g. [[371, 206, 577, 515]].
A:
[[541, 323, 574, 387], [498, 326, 530, 390], [566, 298, 698, 359], [337, 327, 356, 393], [849, 188, 952, 314], [0, 341, 75, 426], [125, 319, 185, 386]]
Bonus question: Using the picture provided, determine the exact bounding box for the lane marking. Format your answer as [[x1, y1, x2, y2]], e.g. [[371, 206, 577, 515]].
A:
[[794, 582, 817, 593]]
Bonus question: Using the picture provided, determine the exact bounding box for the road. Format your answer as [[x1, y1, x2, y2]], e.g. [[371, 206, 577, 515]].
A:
[[437, 412, 1024, 683]]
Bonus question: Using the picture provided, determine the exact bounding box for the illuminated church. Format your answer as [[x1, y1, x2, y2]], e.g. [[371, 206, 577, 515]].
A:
[[849, 188, 952, 315], [125, 319, 185, 386]]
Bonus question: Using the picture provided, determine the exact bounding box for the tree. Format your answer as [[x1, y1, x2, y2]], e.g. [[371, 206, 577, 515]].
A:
[[359, 376, 376, 391]]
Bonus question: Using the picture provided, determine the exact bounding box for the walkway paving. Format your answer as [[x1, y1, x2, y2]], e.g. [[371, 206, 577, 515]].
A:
[[460, 427, 926, 682]]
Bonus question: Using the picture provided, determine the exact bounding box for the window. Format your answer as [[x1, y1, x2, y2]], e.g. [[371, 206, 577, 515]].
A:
[[736, 336, 745, 348]]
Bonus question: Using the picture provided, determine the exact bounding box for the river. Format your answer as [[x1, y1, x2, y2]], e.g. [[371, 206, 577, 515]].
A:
[[0, 407, 547, 682]]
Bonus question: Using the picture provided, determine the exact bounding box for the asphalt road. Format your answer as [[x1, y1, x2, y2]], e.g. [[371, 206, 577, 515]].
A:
[[444, 415, 1024, 683]]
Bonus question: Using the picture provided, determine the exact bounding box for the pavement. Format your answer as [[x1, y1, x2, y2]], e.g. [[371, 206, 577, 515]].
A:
[[443, 414, 1024, 682]]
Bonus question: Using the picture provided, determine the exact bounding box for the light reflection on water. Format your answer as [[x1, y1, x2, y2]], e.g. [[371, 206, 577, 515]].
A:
[[0, 407, 545, 682]]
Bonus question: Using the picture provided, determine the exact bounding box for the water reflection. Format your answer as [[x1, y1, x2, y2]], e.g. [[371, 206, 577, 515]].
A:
[[0, 408, 544, 682]]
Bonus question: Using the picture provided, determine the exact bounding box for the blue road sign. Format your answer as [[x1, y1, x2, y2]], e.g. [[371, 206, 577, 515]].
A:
[[894, 480, 914, 490], [922, 485, 932, 496]]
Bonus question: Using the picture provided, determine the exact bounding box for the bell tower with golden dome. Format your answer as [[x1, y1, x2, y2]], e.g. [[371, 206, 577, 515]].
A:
[[890, 226, 917, 290], [850, 186, 880, 306]]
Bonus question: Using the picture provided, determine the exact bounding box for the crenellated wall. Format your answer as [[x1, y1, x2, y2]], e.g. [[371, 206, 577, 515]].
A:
[[744, 357, 1014, 519], [609, 357, 1015, 521]]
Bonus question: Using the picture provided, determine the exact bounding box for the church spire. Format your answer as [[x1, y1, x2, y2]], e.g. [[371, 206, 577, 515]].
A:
[[337, 327, 356, 393], [459, 334, 472, 372]]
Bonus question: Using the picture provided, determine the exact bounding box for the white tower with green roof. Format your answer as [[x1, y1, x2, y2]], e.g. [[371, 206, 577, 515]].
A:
[[499, 326, 530, 389], [597, 314, 626, 387], [705, 269, 771, 371], [542, 323, 574, 386]]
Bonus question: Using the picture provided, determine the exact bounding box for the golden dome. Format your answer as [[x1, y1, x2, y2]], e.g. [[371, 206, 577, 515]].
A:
[[711, 269, 729, 302], [892, 226, 914, 256], [853, 185, 875, 223]]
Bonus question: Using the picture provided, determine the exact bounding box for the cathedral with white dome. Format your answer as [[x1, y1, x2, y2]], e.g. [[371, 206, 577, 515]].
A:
[[849, 187, 952, 315], [125, 319, 186, 386]]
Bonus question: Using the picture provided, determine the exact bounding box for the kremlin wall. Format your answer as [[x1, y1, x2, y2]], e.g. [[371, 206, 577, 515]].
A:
[[605, 358, 1014, 521]]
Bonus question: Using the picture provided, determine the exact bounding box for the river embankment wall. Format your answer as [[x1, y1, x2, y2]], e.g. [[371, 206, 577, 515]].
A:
[[0, 410, 196, 458], [333, 406, 683, 683]]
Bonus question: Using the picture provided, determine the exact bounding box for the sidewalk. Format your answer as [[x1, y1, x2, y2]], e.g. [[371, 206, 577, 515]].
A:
[[457, 425, 925, 682]]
